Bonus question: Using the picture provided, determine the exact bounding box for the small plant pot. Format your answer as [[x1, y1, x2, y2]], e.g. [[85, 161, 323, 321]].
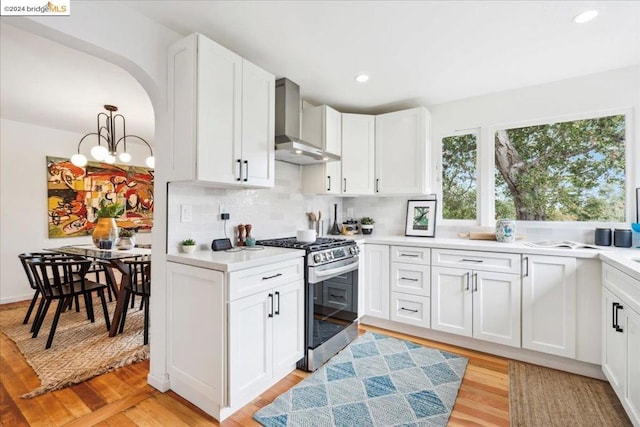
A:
[[181, 245, 197, 253], [361, 224, 374, 235], [117, 237, 135, 250]]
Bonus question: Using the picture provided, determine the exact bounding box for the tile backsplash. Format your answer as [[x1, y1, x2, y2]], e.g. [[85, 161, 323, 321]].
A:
[[168, 161, 624, 252]]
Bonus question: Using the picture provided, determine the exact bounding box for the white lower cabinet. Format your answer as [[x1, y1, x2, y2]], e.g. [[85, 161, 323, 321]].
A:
[[229, 280, 304, 406], [391, 292, 430, 327], [431, 266, 521, 347], [364, 244, 390, 319], [522, 255, 577, 358], [166, 257, 304, 421], [431, 249, 521, 348], [602, 263, 640, 426]]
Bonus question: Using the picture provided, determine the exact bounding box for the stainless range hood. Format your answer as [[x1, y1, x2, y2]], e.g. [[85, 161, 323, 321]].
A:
[[275, 78, 340, 165]]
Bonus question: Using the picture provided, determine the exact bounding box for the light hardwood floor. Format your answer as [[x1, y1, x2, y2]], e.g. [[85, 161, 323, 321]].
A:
[[1, 301, 509, 426]]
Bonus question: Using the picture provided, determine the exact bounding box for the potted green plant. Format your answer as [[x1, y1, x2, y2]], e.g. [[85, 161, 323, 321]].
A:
[[92, 199, 125, 248], [117, 227, 136, 250], [360, 217, 375, 234], [181, 238, 197, 253]]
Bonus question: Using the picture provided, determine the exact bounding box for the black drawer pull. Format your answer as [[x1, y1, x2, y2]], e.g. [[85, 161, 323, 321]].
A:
[[330, 294, 345, 300], [614, 303, 624, 333], [268, 293, 273, 318], [262, 273, 283, 280], [275, 291, 280, 315], [461, 259, 483, 263], [400, 277, 419, 281], [400, 307, 419, 313], [400, 254, 420, 258]]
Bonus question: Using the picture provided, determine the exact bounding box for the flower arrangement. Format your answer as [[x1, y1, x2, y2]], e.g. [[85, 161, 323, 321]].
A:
[[96, 198, 124, 218], [119, 228, 136, 238]]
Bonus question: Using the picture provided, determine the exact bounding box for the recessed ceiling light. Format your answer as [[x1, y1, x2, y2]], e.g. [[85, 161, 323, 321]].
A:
[[573, 10, 599, 24], [355, 74, 369, 83]]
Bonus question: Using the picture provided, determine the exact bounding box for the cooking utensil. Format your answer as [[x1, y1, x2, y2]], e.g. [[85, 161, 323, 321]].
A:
[[330, 204, 341, 235]]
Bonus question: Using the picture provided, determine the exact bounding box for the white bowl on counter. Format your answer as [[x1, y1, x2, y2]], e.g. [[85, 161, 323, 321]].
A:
[[296, 229, 317, 243]]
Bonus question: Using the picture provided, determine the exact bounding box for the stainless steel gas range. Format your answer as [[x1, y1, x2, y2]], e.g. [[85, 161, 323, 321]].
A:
[[256, 237, 360, 371]]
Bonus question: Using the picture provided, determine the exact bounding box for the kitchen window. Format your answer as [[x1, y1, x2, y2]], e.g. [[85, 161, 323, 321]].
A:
[[441, 132, 478, 220], [494, 114, 626, 222]]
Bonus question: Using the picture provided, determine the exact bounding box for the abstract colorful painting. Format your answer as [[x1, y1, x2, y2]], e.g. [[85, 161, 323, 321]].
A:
[[47, 156, 154, 238]]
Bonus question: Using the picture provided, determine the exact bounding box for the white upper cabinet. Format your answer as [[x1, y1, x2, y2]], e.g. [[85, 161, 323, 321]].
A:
[[375, 107, 430, 195], [301, 105, 342, 195], [168, 33, 274, 187], [342, 113, 375, 195]]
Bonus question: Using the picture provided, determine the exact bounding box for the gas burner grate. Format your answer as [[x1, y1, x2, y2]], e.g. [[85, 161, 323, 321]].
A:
[[256, 237, 354, 252]]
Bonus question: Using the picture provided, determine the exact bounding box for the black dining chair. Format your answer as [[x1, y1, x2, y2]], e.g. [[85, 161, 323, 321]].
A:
[[18, 252, 79, 326], [118, 259, 151, 345], [27, 257, 111, 349]]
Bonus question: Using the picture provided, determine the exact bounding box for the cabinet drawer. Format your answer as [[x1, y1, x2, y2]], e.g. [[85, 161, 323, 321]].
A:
[[390, 246, 430, 264], [229, 258, 304, 301], [391, 263, 430, 297], [603, 262, 640, 314], [390, 292, 430, 328], [432, 249, 521, 274]]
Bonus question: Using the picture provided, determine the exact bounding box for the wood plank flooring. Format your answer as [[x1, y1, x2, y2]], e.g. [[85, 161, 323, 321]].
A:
[[1, 301, 509, 426]]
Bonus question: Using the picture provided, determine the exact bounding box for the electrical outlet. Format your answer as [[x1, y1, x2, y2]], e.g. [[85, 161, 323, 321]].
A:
[[180, 204, 193, 223]]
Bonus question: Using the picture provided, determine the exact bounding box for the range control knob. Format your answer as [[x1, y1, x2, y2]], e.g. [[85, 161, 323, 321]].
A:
[[314, 254, 321, 263]]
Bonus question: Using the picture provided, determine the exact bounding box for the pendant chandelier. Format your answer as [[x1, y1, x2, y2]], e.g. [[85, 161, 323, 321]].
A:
[[70, 104, 155, 168]]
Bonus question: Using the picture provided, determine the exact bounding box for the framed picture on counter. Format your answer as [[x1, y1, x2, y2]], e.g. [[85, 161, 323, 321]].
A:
[[405, 199, 437, 237]]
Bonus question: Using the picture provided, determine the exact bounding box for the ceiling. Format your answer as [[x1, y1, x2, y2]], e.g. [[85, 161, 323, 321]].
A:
[[1, 1, 639, 139]]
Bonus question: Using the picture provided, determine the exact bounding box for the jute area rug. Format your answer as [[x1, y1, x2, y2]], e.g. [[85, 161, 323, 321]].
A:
[[255, 331, 468, 427], [509, 360, 631, 426], [0, 301, 149, 398]]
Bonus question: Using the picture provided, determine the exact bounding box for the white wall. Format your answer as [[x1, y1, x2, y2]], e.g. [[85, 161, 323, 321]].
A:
[[345, 65, 640, 241], [167, 162, 343, 252], [0, 119, 153, 303]]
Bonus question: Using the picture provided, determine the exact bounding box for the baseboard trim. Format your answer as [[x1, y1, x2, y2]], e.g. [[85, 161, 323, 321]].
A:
[[361, 316, 605, 380], [147, 372, 170, 392]]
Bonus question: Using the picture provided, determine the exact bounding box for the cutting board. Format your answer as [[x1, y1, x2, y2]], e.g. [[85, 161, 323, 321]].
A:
[[458, 232, 527, 240]]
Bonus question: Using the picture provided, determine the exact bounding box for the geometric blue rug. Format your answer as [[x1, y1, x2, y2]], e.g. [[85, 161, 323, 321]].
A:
[[254, 332, 468, 427]]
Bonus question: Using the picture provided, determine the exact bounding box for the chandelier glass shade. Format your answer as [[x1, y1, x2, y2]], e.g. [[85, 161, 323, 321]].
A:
[[70, 105, 154, 168]]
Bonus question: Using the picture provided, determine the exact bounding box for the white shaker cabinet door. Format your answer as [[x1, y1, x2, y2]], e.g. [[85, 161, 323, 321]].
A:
[[626, 307, 640, 424], [228, 291, 273, 407], [342, 113, 375, 195], [272, 281, 305, 378], [522, 255, 576, 358], [241, 59, 275, 187], [473, 271, 521, 347], [363, 244, 390, 319], [431, 266, 472, 337]]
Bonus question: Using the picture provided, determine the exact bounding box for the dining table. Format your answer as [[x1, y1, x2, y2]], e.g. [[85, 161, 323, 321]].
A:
[[46, 244, 151, 337]]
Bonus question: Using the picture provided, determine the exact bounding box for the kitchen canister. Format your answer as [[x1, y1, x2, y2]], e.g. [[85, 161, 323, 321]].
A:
[[594, 228, 612, 246], [495, 219, 516, 243], [613, 229, 632, 248]]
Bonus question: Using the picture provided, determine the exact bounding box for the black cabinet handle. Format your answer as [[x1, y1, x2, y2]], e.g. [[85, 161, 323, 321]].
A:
[[400, 254, 419, 258], [615, 303, 624, 333], [612, 302, 617, 329], [523, 257, 529, 277], [262, 273, 282, 280], [275, 291, 280, 316], [473, 272, 478, 292], [327, 176, 331, 191], [330, 294, 345, 300], [375, 178, 380, 193], [465, 272, 470, 291], [243, 160, 248, 182], [400, 277, 419, 282], [461, 259, 483, 263], [343, 178, 347, 192], [401, 307, 419, 313], [236, 159, 242, 181], [268, 293, 273, 318]]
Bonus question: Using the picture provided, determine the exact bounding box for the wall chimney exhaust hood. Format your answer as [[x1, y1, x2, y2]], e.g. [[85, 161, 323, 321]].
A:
[[275, 78, 340, 165]]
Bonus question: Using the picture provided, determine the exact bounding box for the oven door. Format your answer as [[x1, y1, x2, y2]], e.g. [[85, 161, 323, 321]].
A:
[[307, 256, 359, 354]]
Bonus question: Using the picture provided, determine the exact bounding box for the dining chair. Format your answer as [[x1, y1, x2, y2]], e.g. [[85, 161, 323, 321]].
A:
[[18, 252, 79, 326], [117, 259, 151, 344], [27, 257, 111, 349]]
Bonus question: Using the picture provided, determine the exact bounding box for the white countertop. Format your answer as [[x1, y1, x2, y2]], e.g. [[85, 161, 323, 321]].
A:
[[166, 246, 305, 272], [599, 249, 640, 281]]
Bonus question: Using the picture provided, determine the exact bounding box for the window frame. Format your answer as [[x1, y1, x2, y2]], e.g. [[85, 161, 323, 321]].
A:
[[437, 107, 635, 228]]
